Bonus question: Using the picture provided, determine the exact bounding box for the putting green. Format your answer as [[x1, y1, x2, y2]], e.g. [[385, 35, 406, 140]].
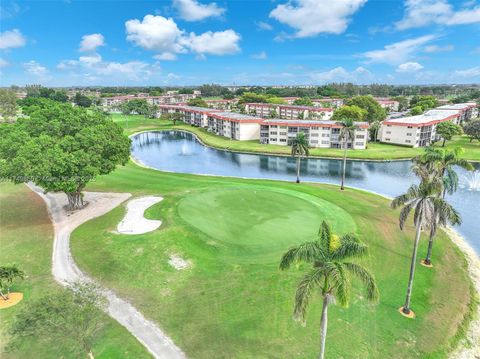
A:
[[177, 187, 356, 262]]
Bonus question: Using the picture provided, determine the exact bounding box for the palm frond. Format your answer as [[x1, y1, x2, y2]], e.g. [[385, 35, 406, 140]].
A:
[[343, 262, 379, 303], [331, 234, 368, 260], [280, 241, 324, 270], [328, 262, 350, 307], [318, 221, 331, 252], [292, 267, 326, 323]]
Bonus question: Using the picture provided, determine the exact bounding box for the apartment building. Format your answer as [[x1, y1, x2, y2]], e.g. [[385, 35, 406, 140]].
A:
[[311, 98, 344, 108], [435, 102, 478, 123], [379, 109, 461, 147], [260, 119, 369, 149], [244, 103, 334, 120], [375, 99, 400, 112], [206, 112, 263, 141], [101, 93, 197, 110], [205, 99, 238, 110]]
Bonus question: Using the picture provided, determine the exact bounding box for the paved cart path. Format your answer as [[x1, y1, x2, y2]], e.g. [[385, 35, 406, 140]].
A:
[[28, 184, 186, 359]]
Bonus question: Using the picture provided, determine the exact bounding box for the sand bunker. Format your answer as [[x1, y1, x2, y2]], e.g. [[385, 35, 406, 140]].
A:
[[117, 196, 163, 235]]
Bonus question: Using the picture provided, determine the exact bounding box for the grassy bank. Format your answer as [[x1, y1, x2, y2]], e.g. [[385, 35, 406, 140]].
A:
[[68, 160, 474, 358], [111, 114, 480, 161], [0, 183, 151, 359]]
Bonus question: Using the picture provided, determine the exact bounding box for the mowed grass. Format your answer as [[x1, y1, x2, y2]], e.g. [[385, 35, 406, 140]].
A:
[[0, 183, 151, 359], [111, 114, 480, 161], [68, 162, 475, 358]]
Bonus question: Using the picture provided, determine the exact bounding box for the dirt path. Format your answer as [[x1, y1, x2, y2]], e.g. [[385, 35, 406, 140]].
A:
[[27, 184, 186, 359]]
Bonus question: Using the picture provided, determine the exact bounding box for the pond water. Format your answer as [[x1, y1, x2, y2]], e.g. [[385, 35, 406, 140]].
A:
[[131, 130, 480, 254]]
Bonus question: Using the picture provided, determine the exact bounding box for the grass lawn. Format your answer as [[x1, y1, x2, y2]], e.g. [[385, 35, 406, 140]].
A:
[[68, 161, 475, 359], [0, 183, 151, 359], [110, 114, 480, 161]]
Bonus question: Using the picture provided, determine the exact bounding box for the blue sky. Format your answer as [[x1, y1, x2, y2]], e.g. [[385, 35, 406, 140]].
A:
[[0, 0, 479, 86]]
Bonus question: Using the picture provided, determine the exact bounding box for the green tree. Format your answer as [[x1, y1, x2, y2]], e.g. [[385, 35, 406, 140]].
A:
[[280, 221, 379, 359], [9, 282, 107, 359], [0, 265, 25, 300], [409, 106, 423, 116], [238, 92, 269, 104], [392, 96, 408, 111], [369, 120, 381, 142], [463, 119, 480, 142], [435, 121, 462, 147], [51, 91, 69, 103], [74, 93, 93, 107], [187, 97, 208, 107], [291, 132, 309, 183], [338, 119, 358, 190], [391, 180, 445, 316], [0, 100, 130, 209], [293, 97, 313, 106], [346, 96, 386, 123], [0, 89, 18, 122], [162, 112, 183, 125], [266, 96, 286, 104], [331, 105, 367, 122]]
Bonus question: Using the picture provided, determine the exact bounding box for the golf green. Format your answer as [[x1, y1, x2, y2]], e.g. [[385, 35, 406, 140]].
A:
[[177, 187, 356, 262]]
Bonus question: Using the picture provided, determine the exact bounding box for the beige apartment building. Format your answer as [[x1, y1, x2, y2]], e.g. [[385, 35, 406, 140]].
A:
[[260, 119, 369, 149], [206, 112, 263, 140], [244, 103, 334, 120]]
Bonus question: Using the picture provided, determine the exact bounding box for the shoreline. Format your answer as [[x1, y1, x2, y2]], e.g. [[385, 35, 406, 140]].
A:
[[128, 151, 479, 358]]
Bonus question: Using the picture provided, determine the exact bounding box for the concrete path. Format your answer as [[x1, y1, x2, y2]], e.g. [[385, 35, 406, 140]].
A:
[[28, 184, 186, 359], [117, 196, 163, 234]]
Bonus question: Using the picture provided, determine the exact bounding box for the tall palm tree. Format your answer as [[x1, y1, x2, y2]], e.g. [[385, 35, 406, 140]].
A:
[[280, 221, 379, 359], [391, 180, 443, 316], [370, 120, 381, 143], [291, 132, 310, 183], [415, 147, 473, 198], [338, 119, 358, 190]]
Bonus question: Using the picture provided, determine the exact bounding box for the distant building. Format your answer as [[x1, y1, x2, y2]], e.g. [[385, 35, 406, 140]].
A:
[[204, 99, 238, 111], [260, 119, 369, 149], [101, 93, 197, 110], [206, 112, 264, 140], [375, 98, 400, 112], [434, 102, 478, 123], [244, 103, 334, 120]]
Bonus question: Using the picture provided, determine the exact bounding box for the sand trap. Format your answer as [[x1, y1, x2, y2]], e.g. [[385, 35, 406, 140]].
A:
[[168, 254, 190, 270], [117, 196, 163, 235], [0, 292, 23, 309]]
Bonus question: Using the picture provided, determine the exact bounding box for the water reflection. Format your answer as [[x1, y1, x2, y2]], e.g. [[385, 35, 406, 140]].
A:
[[131, 131, 479, 253]]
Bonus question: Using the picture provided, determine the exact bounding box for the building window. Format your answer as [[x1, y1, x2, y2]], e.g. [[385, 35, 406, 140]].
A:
[[355, 142, 363, 146], [270, 132, 278, 135], [405, 140, 411, 143], [311, 133, 319, 137], [385, 138, 391, 141], [356, 135, 365, 139], [279, 132, 287, 135], [279, 139, 287, 142], [321, 140, 330, 144], [407, 133, 412, 136], [311, 140, 318, 144], [407, 126, 413, 129], [386, 131, 391, 134]]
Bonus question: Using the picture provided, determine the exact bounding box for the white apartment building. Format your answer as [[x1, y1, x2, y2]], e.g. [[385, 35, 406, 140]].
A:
[[260, 119, 369, 149], [101, 93, 197, 110], [244, 103, 334, 120], [379, 110, 461, 147], [311, 98, 344, 108], [205, 99, 238, 110], [206, 112, 263, 141], [376, 99, 400, 112], [435, 102, 478, 123]]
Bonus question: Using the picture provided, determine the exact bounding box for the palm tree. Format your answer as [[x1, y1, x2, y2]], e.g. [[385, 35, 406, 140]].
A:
[[391, 180, 443, 316], [415, 147, 473, 198], [291, 132, 310, 183], [338, 119, 358, 190], [0, 265, 25, 300], [370, 120, 381, 143], [280, 221, 379, 359]]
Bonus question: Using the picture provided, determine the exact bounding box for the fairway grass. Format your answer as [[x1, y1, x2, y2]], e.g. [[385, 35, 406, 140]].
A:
[[68, 162, 475, 359], [111, 114, 480, 161], [0, 183, 151, 359]]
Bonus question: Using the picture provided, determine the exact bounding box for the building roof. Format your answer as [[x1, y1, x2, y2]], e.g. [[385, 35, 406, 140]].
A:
[[208, 111, 265, 123], [246, 103, 334, 111], [435, 102, 477, 111], [262, 119, 369, 129], [383, 109, 460, 127]]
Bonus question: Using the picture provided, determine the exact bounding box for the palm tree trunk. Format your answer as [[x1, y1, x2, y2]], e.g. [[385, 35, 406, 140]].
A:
[[88, 351, 94, 359], [319, 295, 329, 359], [296, 156, 301, 183], [424, 229, 435, 265], [340, 142, 347, 190], [403, 224, 422, 314]]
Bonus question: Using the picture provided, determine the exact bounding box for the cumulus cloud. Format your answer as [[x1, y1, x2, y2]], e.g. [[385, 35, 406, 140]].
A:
[[256, 21, 273, 31], [424, 44, 454, 52], [251, 51, 267, 60], [153, 53, 177, 61], [125, 14, 241, 58], [173, 0, 225, 21], [79, 33, 105, 52], [396, 0, 480, 30], [363, 35, 435, 64], [396, 62, 424, 72], [0, 57, 8, 68], [269, 0, 367, 38], [453, 66, 480, 78], [0, 29, 26, 49], [308, 66, 372, 83], [23, 60, 47, 76]]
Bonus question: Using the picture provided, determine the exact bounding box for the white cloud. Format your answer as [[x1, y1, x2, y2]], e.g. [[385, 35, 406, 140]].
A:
[[126, 15, 187, 54], [251, 51, 267, 60], [453, 66, 480, 78], [0, 29, 26, 49], [396, 62, 424, 72], [308, 66, 372, 83], [154, 53, 177, 61], [79, 53, 102, 64], [0, 57, 8, 68], [23, 60, 47, 76], [363, 35, 435, 64], [187, 30, 241, 55], [79, 33, 105, 52], [396, 0, 480, 30], [256, 21, 273, 31], [173, 0, 225, 21], [269, 0, 367, 38], [424, 44, 454, 52], [125, 15, 241, 58]]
